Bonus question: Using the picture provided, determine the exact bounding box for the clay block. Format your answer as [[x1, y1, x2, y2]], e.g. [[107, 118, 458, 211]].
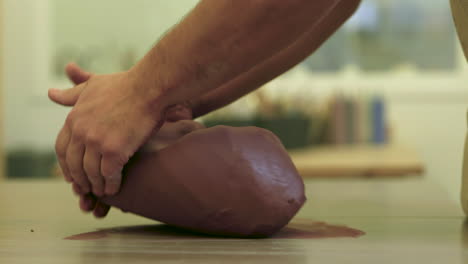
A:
[[102, 122, 306, 237]]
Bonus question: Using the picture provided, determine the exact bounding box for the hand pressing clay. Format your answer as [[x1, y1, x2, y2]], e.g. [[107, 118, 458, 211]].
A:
[[102, 121, 306, 237]]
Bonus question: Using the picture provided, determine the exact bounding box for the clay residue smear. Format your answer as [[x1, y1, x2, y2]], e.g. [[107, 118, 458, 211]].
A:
[[273, 219, 365, 239], [64, 219, 364, 240]]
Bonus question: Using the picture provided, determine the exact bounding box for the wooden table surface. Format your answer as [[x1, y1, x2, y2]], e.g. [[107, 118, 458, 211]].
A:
[[0, 178, 465, 264]]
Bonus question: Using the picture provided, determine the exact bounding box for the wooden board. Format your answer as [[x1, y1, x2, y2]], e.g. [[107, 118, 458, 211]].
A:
[[290, 145, 424, 178], [0, 179, 464, 263]]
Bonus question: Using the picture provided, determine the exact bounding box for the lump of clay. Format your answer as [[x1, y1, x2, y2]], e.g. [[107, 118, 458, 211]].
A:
[[102, 122, 306, 237]]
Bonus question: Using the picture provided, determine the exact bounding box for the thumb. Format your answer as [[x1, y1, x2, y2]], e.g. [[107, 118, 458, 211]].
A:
[[48, 62, 91, 106], [66, 62, 92, 85], [48, 84, 86, 106]]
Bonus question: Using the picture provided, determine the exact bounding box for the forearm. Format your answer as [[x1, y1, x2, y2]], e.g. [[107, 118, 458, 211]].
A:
[[191, 0, 361, 118], [130, 0, 342, 114]]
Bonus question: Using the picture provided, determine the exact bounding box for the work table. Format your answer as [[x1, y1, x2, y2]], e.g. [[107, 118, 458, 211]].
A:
[[0, 178, 464, 263]]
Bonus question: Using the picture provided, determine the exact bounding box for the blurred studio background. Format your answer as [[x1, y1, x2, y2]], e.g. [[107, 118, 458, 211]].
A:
[[1, 0, 467, 201]]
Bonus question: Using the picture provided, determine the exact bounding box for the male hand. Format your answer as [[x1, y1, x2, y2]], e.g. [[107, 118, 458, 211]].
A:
[[52, 63, 195, 217], [49, 63, 166, 197]]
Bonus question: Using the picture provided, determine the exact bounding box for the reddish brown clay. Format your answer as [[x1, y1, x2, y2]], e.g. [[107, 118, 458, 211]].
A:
[[102, 121, 306, 237]]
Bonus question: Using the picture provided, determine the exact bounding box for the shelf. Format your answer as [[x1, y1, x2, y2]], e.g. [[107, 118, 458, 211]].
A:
[[289, 144, 424, 178]]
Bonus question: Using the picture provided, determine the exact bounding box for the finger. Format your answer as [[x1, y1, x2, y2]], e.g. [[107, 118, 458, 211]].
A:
[[101, 155, 125, 196], [65, 62, 92, 85], [66, 136, 91, 194], [48, 83, 86, 106], [55, 126, 72, 183], [83, 147, 105, 197], [79, 194, 97, 212], [93, 202, 111, 218]]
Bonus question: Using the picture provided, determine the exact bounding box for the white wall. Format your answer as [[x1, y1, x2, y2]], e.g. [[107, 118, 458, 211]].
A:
[[51, 0, 197, 75], [3, 0, 53, 149]]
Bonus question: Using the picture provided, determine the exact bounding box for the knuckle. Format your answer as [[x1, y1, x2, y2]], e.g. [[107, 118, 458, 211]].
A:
[[72, 125, 87, 141], [101, 161, 123, 178], [101, 166, 119, 178], [101, 141, 120, 156], [85, 132, 101, 147], [72, 131, 86, 141], [101, 145, 130, 165]]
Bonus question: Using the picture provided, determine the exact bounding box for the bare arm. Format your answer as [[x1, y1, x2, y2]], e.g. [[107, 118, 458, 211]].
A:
[[131, 0, 350, 112], [190, 0, 361, 118]]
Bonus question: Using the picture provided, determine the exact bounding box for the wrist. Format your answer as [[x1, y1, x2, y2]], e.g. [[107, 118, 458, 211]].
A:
[[127, 62, 171, 117]]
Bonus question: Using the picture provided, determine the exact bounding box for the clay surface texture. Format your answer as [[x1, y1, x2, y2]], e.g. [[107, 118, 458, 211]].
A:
[[102, 121, 306, 237]]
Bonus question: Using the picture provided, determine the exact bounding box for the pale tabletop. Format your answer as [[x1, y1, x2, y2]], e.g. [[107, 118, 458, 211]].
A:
[[0, 178, 465, 264]]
